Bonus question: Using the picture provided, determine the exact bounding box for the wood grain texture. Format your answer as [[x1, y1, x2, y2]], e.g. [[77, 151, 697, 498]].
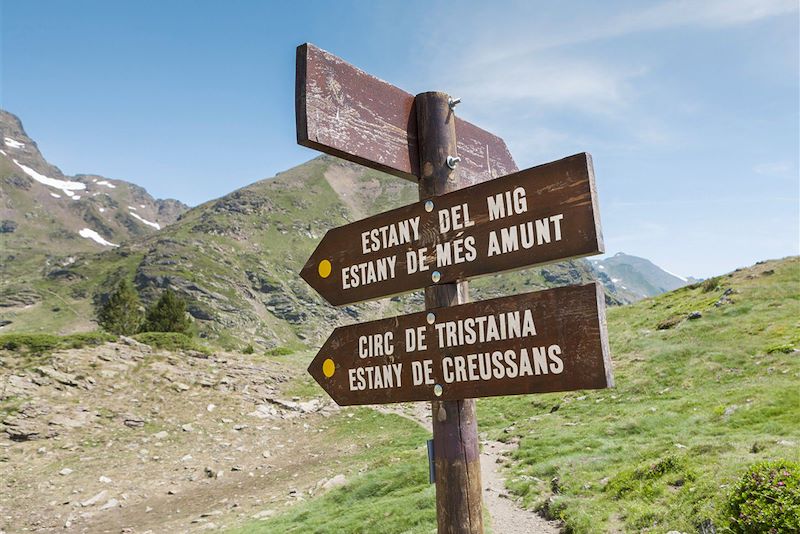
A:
[[300, 152, 604, 306], [306, 283, 614, 406], [416, 91, 483, 534], [296, 43, 518, 185]]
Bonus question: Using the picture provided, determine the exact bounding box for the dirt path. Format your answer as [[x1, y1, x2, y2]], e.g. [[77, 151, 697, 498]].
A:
[[374, 403, 561, 534]]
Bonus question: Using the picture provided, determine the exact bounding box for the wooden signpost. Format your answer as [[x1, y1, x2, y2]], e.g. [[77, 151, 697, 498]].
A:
[[295, 43, 613, 534], [308, 283, 612, 406], [301, 152, 603, 306]]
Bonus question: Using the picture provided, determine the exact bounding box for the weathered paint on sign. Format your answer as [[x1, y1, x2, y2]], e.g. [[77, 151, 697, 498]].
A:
[[300, 152, 603, 306], [296, 43, 518, 186], [308, 283, 613, 406]]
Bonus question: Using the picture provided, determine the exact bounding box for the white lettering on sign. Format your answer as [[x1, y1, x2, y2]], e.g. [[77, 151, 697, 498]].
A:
[[342, 255, 397, 289], [487, 187, 528, 221], [441, 345, 563, 384], [358, 332, 394, 358], [435, 236, 477, 267], [438, 203, 475, 233], [487, 214, 564, 257], [360, 217, 421, 254], [434, 309, 537, 349], [348, 363, 403, 391]]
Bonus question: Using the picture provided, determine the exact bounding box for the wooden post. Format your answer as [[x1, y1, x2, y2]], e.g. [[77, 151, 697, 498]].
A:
[[416, 91, 484, 534]]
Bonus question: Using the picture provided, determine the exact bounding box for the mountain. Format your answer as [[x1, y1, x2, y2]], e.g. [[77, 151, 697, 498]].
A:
[[2, 110, 690, 348], [590, 252, 694, 301], [0, 110, 188, 280]]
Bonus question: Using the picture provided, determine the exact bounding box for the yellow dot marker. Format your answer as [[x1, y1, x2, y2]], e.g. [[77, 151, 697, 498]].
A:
[[322, 358, 335, 378], [318, 259, 332, 278]]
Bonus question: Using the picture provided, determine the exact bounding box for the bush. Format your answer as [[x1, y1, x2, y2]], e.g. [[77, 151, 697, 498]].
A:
[[142, 289, 191, 335], [266, 346, 294, 356], [725, 460, 800, 533], [702, 276, 722, 293], [96, 279, 143, 335], [242, 343, 255, 354], [0, 332, 116, 355], [133, 332, 209, 354]]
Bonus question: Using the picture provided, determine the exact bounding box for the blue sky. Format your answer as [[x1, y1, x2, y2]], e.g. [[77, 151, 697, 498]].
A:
[[1, 0, 798, 278]]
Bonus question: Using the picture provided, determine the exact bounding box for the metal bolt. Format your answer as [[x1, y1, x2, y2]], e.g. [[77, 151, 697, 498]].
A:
[[448, 97, 461, 109], [446, 156, 461, 170], [424, 200, 434, 213], [431, 271, 441, 283], [426, 312, 436, 324], [434, 384, 443, 397]]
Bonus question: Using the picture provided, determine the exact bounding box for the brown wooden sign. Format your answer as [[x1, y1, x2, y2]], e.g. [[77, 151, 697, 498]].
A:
[[300, 152, 603, 306], [308, 283, 613, 406], [296, 43, 518, 186]]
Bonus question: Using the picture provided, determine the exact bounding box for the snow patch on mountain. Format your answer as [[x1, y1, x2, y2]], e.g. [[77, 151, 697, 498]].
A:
[[78, 228, 119, 247], [4, 137, 25, 149], [13, 159, 86, 198], [129, 212, 161, 230]]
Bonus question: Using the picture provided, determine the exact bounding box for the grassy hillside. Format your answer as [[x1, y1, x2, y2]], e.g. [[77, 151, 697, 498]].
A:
[[2, 155, 615, 349], [243, 256, 799, 533]]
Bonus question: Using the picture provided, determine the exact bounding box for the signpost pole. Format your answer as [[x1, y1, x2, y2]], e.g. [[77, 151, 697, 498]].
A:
[[416, 91, 483, 534]]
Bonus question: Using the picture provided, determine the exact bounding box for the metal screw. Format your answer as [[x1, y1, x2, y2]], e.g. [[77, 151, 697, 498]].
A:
[[426, 312, 436, 324], [446, 156, 461, 170], [448, 97, 461, 109], [434, 384, 443, 397], [431, 271, 441, 283], [424, 200, 434, 212]]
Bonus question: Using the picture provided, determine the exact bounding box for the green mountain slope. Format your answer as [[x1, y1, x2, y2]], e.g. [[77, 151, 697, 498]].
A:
[[1, 152, 619, 346], [478, 256, 800, 532]]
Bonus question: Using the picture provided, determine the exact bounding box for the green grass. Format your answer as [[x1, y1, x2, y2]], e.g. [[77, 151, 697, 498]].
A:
[[230, 409, 435, 534], [0, 331, 116, 355], [474, 257, 800, 533], [132, 332, 211, 354]]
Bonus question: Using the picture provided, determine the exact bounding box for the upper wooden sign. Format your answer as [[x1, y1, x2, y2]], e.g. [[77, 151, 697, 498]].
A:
[[308, 283, 613, 406], [301, 152, 603, 306], [296, 43, 518, 186]]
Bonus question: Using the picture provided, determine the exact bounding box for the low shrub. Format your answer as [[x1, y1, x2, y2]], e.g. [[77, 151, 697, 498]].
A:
[[242, 343, 255, 354], [266, 346, 294, 356], [0, 332, 116, 354], [133, 332, 210, 354], [725, 459, 800, 533]]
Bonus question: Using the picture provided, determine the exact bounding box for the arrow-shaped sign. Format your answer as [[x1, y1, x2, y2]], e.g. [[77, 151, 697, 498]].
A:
[[300, 152, 603, 306], [296, 43, 518, 186], [308, 283, 612, 406]]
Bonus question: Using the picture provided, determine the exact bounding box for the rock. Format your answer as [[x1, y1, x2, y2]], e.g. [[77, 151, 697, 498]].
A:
[[231, 465, 243, 471], [181, 454, 193, 462], [322, 474, 347, 490], [181, 424, 194, 432], [3, 417, 49, 441], [99, 498, 119, 510], [174, 383, 190, 392], [81, 490, 109, 507], [688, 311, 702, 320], [154, 430, 169, 440], [262, 450, 271, 458], [252, 509, 274, 520], [207, 404, 216, 412], [122, 415, 145, 428], [248, 404, 278, 419], [99, 476, 112, 483], [59, 468, 73, 476], [119, 336, 152, 352], [233, 424, 247, 431], [35, 366, 78, 387]]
